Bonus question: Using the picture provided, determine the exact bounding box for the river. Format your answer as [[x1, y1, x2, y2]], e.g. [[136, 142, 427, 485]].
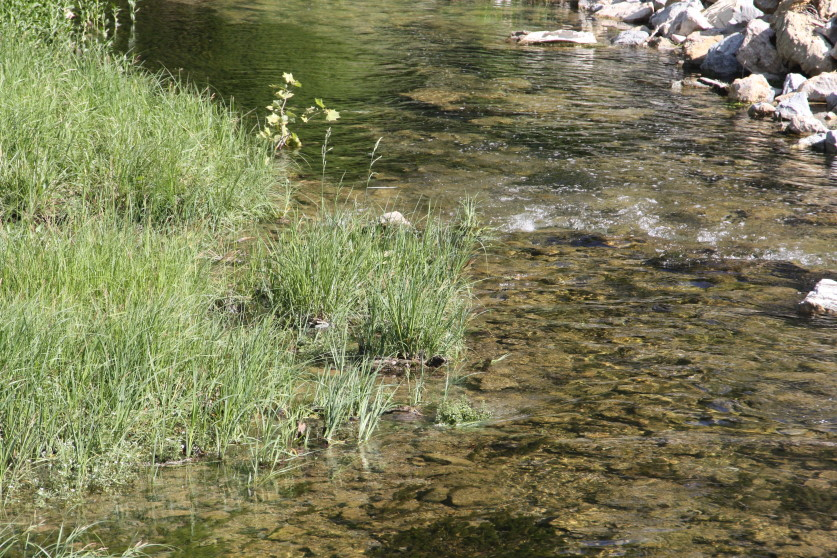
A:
[[33, 0, 837, 555]]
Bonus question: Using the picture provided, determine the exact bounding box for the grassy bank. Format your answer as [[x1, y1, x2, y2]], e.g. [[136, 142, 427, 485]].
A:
[[0, 15, 481, 514]]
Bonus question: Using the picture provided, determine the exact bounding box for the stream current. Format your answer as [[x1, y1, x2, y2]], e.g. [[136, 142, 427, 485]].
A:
[[23, 0, 837, 556]]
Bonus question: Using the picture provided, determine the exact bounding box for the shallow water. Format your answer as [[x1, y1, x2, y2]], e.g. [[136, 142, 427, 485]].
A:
[[13, 0, 837, 555]]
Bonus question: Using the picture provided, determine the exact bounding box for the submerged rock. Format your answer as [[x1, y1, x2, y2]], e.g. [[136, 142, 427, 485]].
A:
[[794, 131, 827, 149], [799, 278, 837, 315], [511, 29, 598, 45], [783, 114, 828, 133], [749, 101, 778, 117], [730, 73, 776, 102], [612, 27, 652, 45]]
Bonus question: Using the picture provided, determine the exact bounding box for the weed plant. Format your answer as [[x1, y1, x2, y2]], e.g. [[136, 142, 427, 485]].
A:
[[436, 396, 492, 426]]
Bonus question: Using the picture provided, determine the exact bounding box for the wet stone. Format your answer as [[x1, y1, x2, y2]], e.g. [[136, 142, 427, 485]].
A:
[[420, 453, 475, 467], [447, 486, 493, 508], [267, 525, 307, 542]]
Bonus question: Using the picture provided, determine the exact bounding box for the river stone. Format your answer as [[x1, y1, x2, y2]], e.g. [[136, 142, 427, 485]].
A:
[[596, 1, 655, 23], [816, 17, 837, 44], [683, 30, 726, 65], [651, 0, 705, 36], [755, 0, 780, 12], [612, 26, 651, 45], [515, 29, 598, 45], [799, 278, 837, 314], [748, 101, 778, 117], [730, 74, 776, 102], [701, 32, 746, 76], [420, 453, 476, 467], [775, 91, 814, 119], [783, 72, 807, 94], [379, 211, 411, 226], [783, 114, 828, 133], [670, 7, 714, 35], [798, 71, 837, 101], [773, 1, 837, 76], [703, 0, 764, 29], [736, 19, 788, 77], [447, 486, 492, 507], [823, 128, 837, 152], [795, 131, 827, 149]]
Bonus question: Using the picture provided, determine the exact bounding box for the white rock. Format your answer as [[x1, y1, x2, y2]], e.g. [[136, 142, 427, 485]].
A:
[[730, 74, 775, 102], [516, 30, 598, 45], [784, 114, 828, 134], [798, 71, 837, 101], [703, 0, 764, 29], [774, 5, 837, 76], [799, 279, 837, 315], [782, 72, 807, 95], [748, 101, 777, 117], [776, 91, 814, 120], [596, 2, 655, 23], [612, 27, 652, 45], [379, 211, 411, 227], [736, 19, 787, 77], [651, 0, 704, 36]]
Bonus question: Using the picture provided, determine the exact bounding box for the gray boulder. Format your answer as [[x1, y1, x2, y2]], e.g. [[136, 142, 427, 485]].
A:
[[799, 278, 837, 315], [513, 30, 598, 45], [776, 91, 814, 119], [749, 101, 777, 117], [596, 1, 655, 23], [612, 26, 652, 45], [782, 72, 807, 94], [773, 1, 837, 75], [784, 114, 829, 134], [798, 71, 837, 101], [651, 0, 705, 35], [736, 19, 788, 77], [701, 32, 746, 76], [730, 73, 776, 102], [703, 0, 764, 29], [670, 7, 714, 35]]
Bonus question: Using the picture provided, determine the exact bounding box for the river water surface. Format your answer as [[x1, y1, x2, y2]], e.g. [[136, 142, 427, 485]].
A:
[[26, 0, 837, 556]]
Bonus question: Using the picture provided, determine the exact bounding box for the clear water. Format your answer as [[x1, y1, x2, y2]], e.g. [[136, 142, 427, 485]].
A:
[[14, 0, 837, 556]]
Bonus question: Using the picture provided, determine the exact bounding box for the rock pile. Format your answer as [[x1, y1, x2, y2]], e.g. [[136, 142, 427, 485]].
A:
[[584, 0, 837, 154]]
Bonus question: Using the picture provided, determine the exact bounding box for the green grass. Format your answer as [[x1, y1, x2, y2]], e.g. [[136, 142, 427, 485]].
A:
[[256, 204, 481, 361], [0, 523, 155, 557], [0, 27, 284, 228], [0, 6, 484, 514], [0, 221, 302, 500]]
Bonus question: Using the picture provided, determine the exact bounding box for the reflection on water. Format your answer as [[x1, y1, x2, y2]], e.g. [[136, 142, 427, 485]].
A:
[[11, 0, 837, 556]]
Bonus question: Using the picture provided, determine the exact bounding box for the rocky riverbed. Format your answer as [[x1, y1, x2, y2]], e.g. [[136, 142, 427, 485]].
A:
[[514, 0, 837, 156]]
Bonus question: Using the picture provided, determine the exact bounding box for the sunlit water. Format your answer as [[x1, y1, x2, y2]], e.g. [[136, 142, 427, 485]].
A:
[[10, 0, 837, 556]]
